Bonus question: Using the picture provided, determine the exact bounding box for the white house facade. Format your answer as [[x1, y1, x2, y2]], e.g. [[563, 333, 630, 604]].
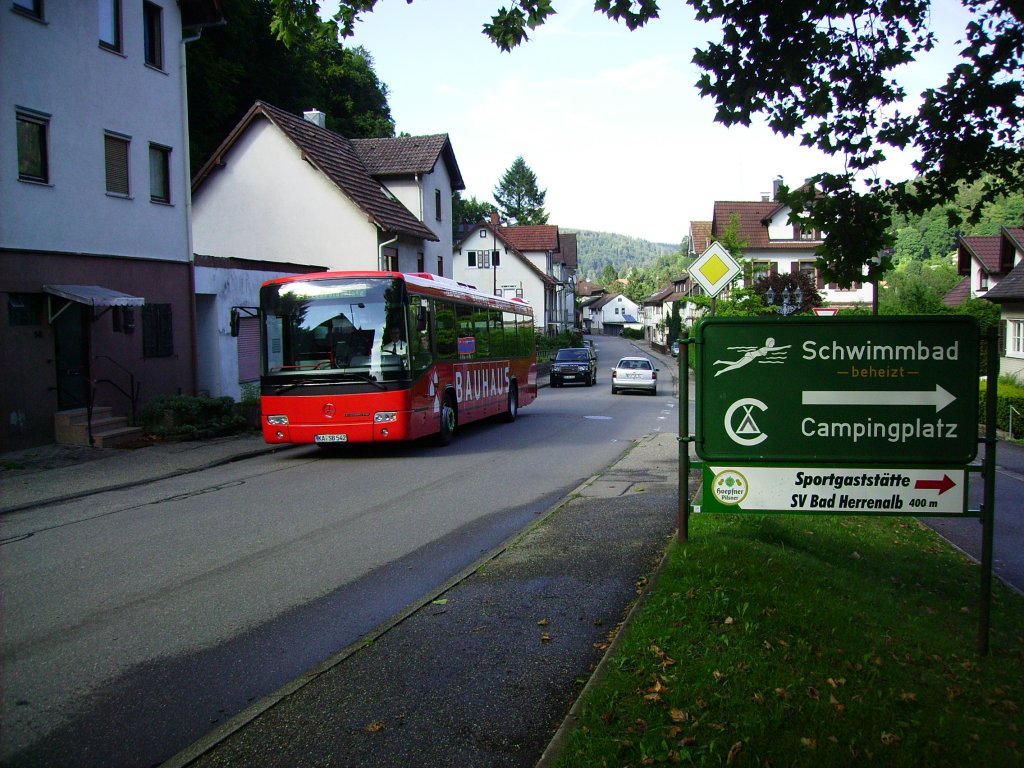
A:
[[190, 102, 463, 399], [1, 0, 221, 449], [453, 215, 569, 332]]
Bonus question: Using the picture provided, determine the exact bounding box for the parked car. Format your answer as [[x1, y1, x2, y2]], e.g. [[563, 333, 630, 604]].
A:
[[550, 347, 597, 387], [611, 356, 657, 395], [670, 340, 680, 358], [583, 338, 597, 359]]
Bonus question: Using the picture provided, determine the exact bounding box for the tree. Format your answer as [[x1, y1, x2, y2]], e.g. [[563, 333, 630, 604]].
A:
[[188, 0, 394, 174], [599, 264, 619, 286], [493, 156, 549, 225], [272, 1, 1023, 288]]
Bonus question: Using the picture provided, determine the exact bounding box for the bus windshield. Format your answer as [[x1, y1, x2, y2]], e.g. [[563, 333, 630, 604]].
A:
[[261, 276, 411, 378]]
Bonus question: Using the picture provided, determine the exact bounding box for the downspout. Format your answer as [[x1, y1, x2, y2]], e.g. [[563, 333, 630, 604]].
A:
[[379, 234, 398, 271], [182, 17, 227, 396], [182, 30, 199, 395]]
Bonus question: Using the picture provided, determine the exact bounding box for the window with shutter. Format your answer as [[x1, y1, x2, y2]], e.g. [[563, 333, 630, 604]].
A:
[[237, 317, 260, 381], [105, 133, 130, 196], [142, 304, 173, 357]]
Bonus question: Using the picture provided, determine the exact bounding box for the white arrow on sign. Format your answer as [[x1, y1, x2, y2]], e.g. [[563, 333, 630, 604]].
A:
[[802, 384, 956, 413]]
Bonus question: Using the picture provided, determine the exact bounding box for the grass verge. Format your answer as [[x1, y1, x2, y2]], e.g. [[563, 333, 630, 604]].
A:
[[553, 514, 1024, 767]]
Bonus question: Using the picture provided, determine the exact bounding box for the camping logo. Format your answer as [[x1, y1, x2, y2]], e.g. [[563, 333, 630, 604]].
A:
[[725, 398, 768, 446]]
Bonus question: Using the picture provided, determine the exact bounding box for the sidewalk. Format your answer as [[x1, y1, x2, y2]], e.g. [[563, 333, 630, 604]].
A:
[[0, 433, 289, 514]]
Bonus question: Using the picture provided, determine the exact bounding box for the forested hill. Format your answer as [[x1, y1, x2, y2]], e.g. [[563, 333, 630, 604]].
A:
[[565, 230, 681, 281]]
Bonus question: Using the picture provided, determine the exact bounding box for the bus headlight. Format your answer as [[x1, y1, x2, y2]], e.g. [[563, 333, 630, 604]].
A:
[[374, 412, 398, 424], [266, 415, 289, 425]]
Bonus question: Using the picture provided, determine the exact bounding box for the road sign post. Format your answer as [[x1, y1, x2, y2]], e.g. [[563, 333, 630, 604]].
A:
[[686, 315, 1000, 655]]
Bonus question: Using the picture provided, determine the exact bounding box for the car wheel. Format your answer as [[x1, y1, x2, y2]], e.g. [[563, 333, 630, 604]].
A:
[[502, 384, 518, 423], [611, 386, 617, 395]]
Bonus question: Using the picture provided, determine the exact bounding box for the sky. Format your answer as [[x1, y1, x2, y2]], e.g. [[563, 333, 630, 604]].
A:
[[339, 0, 972, 245]]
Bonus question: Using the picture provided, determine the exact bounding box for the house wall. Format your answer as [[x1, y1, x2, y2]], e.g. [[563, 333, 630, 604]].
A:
[[1, 1, 191, 262], [383, 164, 454, 278], [192, 121, 378, 269], [1, 1, 196, 449], [193, 264, 317, 401], [453, 227, 548, 328], [1, 253, 194, 450], [1002, 306, 1024, 382]]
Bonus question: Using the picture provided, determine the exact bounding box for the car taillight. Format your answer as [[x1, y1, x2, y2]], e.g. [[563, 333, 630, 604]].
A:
[[652, 371, 657, 379]]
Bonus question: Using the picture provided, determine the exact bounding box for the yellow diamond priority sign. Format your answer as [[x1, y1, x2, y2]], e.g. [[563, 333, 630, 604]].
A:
[[688, 242, 741, 297]]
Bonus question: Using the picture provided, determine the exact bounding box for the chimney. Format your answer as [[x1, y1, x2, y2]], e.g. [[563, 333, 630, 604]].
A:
[[490, 211, 500, 227], [303, 109, 326, 128], [773, 175, 784, 200]]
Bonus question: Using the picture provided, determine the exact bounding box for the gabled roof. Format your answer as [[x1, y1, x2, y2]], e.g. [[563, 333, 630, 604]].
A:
[[942, 277, 971, 307], [643, 285, 675, 305], [689, 221, 713, 255], [711, 201, 817, 251], [576, 279, 605, 297], [957, 235, 1005, 276], [983, 262, 1024, 302], [499, 224, 560, 253], [556, 232, 578, 269], [351, 134, 465, 191], [981, 228, 1024, 302], [453, 221, 557, 286], [192, 101, 438, 242], [588, 292, 632, 311]]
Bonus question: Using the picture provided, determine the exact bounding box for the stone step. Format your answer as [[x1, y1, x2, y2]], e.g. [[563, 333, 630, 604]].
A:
[[54, 408, 141, 447], [54, 406, 114, 427]]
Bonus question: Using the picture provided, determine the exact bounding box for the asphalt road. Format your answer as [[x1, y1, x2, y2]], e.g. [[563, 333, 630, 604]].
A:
[[0, 336, 677, 766]]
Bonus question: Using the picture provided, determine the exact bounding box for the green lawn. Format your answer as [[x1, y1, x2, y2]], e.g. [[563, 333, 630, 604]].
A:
[[554, 514, 1023, 767]]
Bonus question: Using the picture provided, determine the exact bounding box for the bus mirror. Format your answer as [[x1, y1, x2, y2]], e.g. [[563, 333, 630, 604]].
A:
[[230, 308, 240, 337]]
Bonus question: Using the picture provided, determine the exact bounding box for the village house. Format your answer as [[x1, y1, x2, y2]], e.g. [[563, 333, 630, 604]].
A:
[[452, 213, 577, 334], [189, 101, 464, 400], [1, 0, 222, 449]]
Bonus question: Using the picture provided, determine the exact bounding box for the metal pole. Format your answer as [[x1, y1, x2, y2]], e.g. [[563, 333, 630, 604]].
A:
[[679, 334, 691, 542], [978, 325, 999, 656]]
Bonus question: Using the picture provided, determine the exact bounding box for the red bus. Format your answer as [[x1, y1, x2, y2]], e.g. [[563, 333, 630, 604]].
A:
[[258, 271, 537, 446]]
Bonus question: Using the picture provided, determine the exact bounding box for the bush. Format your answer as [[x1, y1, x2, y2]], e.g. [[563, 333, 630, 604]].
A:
[[535, 329, 584, 361], [622, 327, 644, 340], [133, 394, 248, 440], [978, 379, 1024, 436]]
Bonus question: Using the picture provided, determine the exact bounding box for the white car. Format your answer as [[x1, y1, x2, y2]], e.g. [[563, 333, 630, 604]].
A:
[[611, 356, 657, 395]]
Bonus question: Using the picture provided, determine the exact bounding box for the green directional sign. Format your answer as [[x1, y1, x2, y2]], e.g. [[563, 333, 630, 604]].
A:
[[696, 316, 980, 464]]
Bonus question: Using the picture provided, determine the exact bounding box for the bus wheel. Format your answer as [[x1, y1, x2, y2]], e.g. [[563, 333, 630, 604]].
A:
[[502, 384, 518, 423], [437, 394, 457, 446]]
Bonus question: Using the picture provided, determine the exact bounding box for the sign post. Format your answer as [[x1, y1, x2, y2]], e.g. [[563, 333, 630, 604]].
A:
[[689, 315, 997, 655]]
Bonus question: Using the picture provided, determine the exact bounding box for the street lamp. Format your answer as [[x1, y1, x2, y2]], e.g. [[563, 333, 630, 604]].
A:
[[765, 285, 803, 316]]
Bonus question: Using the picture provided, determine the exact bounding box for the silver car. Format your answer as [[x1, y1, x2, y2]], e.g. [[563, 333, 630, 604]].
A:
[[611, 356, 657, 395]]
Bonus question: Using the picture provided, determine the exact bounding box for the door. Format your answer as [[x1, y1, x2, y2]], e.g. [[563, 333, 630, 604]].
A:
[[53, 301, 90, 409]]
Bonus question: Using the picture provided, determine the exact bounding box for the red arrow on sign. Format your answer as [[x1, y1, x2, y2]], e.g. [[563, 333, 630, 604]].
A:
[[914, 475, 956, 495]]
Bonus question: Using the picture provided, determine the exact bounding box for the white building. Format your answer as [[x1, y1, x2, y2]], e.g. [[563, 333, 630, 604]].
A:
[[1, 0, 221, 449], [190, 101, 464, 400], [453, 214, 576, 333]]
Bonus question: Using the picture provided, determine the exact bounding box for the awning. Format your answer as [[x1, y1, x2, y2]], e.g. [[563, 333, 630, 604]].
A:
[[43, 284, 146, 307], [43, 285, 145, 322]]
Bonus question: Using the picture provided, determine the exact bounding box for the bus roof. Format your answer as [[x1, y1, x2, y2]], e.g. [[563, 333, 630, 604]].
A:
[[264, 270, 534, 317]]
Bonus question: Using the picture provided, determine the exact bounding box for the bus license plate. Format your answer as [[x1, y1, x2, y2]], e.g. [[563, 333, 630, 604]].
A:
[[315, 434, 348, 443]]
